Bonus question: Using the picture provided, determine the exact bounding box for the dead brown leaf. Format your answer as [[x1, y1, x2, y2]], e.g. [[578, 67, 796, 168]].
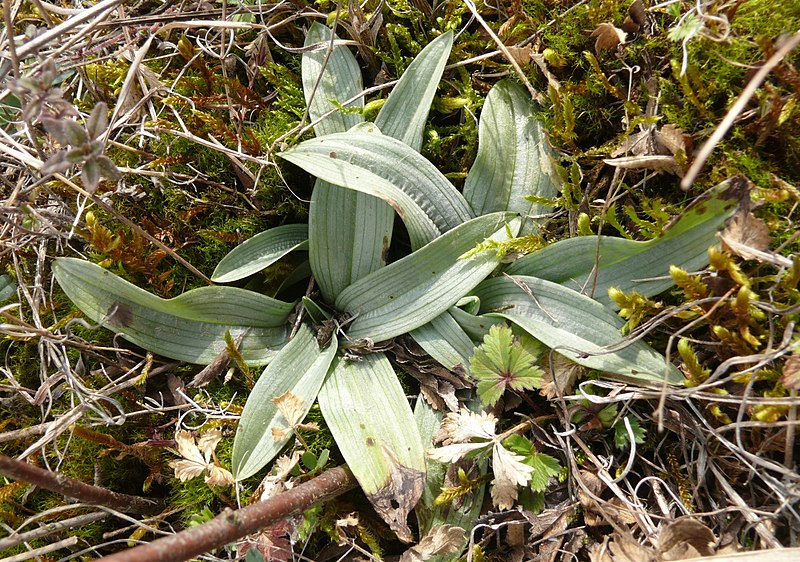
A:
[[368, 463, 425, 543], [657, 518, 717, 561], [399, 524, 467, 562], [591, 23, 627, 52], [589, 534, 654, 562], [621, 0, 647, 33], [719, 211, 771, 261], [781, 353, 800, 389], [540, 355, 584, 399]]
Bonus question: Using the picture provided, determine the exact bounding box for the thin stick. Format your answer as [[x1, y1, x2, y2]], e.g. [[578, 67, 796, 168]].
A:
[[0, 454, 163, 515], [0, 535, 79, 562], [681, 31, 800, 190], [95, 465, 358, 562], [0, 511, 108, 551]]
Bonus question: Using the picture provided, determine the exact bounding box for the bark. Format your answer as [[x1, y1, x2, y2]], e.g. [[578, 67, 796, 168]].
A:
[[0, 454, 163, 515], [97, 465, 358, 562]]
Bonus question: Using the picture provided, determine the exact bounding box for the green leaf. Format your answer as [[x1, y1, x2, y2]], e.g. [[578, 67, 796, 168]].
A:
[[302, 22, 364, 136], [527, 452, 561, 492], [53, 258, 290, 365], [614, 416, 646, 449], [336, 213, 517, 342], [302, 23, 394, 302], [410, 311, 475, 371], [211, 224, 308, 283], [281, 128, 474, 250], [318, 353, 426, 541], [464, 80, 561, 235], [375, 31, 453, 151], [502, 434, 560, 492], [505, 176, 749, 306], [448, 305, 502, 342], [309, 178, 394, 302], [473, 274, 684, 385], [470, 324, 542, 407], [232, 324, 337, 480]]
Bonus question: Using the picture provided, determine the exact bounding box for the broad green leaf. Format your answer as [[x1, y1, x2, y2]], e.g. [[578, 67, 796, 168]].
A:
[[232, 324, 337, 480], [53, 258, 290, 365], [448, 305, 502, 342], [410, 311, 475, 371], [505, 176, 749, 306], [302, 22, 363, 136], [336, 213, 517, 342], [303, 23, 394, 302], [473, 275, 683, 385], [211, 224, 308, 283], [464, 80, 561, 235], [375, 31, 453, 151], [309, 178, 394, 302], [319, 353, 426, 541], [281, 129, 474, 250]]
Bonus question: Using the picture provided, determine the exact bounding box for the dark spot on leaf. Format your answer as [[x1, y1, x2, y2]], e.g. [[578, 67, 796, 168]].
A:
[[329, 151, 337, 159], [366, 437, 375, 446], [105, 302, 133, 328]]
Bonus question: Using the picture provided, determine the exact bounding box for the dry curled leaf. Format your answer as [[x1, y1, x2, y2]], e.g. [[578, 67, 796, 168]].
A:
[[170, 428, 234, 487], [254, 451, 301, 501], [541, 355, 585, 399], [400, 524, 467, 562], [591, 23, 627, 52], [781, 353, 800, 390], [428, 409, 534, 510], [271, 391, 320, 441], [657, 518, 717, 561], [719, 211, 771, 261], [621, 0, 647, 33]]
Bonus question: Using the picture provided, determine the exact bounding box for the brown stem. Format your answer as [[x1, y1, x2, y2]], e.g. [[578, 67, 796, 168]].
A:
[[0, 454, 163, 515], [97, 465, 358, 562]]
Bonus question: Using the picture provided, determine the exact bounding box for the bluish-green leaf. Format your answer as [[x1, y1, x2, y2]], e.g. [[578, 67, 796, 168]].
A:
[[473, 274, 683, 385], [211, 224, 308, 283], [281, 129, 474, 250], [336, 213, 517, 342], [303, 23, 394, 302], [505, 176, 748, 306], [302, 22, 363, 136], [53, 258, 290, 365], [232, 324, 337, 480], [375, 31, 453, 151], [319, 352, 426, 541], [410, 311, 475, 371], [464, 80, 561, 235]]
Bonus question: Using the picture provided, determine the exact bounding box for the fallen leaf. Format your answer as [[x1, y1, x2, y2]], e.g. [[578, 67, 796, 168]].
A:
[[657, 518, 717, 561], [400, 524, 467, 562], [720, 211, 771, 261], [540, 355, 584, 399], [491, 443, 534, 510], [621, 0, 647, 33], [591, 23, 627, 52], [781, 353, 800, 389], [368, 462, 425, 542], [271, 392, 320, 441], [170, 428, 234, 487]]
